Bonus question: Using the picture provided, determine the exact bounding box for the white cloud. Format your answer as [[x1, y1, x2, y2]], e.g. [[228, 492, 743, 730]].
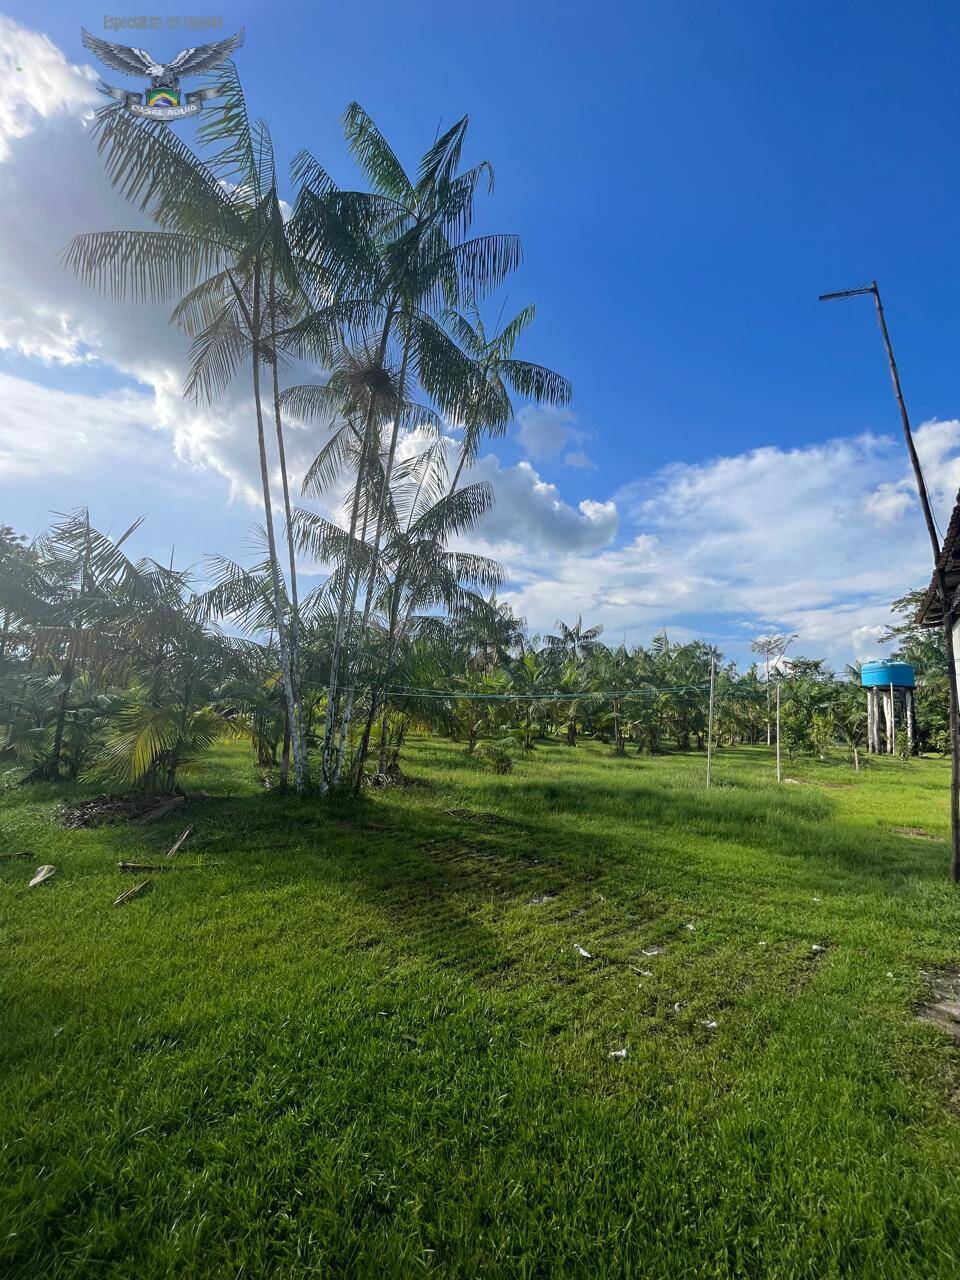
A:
[[863, 482, 913, 523], [0, 18, 97, 162], [563, 449, 596, 470], [515, 404, 593, 467], [0, 371, 160, 478], [490, 425, 958, 664], [464, 456, 618, 554]]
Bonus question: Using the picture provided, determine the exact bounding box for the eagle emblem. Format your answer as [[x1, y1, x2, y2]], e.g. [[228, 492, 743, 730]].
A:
[[80, 27, 244, 120]]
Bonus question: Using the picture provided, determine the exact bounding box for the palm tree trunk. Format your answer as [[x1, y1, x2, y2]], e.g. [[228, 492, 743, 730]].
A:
[[448, 420, 476, 495], [333, 328, 413, 783], [355, 567, 408, 786], [319, 410, 375, 789], [250, 267, 304, 795], [280, 708, 291, 785], [47, 656, 75, 779], [268, 275, 308, 785], [320, 308, 396, 789], [352, 700, 378, 791]]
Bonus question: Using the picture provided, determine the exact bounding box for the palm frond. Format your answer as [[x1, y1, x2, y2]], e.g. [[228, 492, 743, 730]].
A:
[[62, 231, 228, 302], [342, 102, 415, 203]]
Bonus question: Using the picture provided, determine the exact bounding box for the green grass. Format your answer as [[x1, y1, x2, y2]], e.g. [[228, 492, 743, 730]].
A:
[[3, 738, 960, 1278]]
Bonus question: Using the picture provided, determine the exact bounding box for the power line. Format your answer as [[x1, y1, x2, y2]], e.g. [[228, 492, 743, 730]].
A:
[[375, 681, 736, 702], [361, 674, 862, 703]]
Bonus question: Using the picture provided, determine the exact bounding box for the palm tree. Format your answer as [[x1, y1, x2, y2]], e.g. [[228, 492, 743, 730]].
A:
[[504, 644, 555, 750], [442, 301, 571, 492], [0, 511, 258, 792], [288, 105, 523, 787], [295, 436, 501, 783], [64, 72, 310, 793], [547, 615, 604, 663]]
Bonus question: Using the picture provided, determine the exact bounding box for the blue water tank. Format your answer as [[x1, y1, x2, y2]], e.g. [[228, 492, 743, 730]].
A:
[[861, 661, 915, 688]]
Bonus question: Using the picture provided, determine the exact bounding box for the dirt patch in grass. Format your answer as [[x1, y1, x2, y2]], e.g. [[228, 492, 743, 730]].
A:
[[893, 826, 942, 841], [444, 807, 524, 829], [918, 967, 960, 1042]]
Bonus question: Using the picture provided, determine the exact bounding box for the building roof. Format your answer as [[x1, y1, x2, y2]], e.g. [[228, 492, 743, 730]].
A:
[[915, 490, 960, 626]]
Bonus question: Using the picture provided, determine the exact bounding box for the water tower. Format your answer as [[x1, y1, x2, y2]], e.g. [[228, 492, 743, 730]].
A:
[[861, 661, 916, 754]]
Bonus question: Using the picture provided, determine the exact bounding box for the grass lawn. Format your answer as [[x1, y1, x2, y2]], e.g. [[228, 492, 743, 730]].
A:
[[3, 738, 960, 1277]]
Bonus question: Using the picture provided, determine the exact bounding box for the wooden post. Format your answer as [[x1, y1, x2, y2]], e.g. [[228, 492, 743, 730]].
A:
[[706, 656, 716, 788], [776, 681, 782, 783], [872, 286, 959, 866], [906, 688, 916, 754]]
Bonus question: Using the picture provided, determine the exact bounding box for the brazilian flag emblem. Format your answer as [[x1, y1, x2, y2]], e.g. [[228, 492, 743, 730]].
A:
[[146, 86, 180, 109]]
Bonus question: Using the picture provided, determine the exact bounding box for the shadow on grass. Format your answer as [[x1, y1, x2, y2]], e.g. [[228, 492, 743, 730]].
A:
[[93, 759, 938, 989]]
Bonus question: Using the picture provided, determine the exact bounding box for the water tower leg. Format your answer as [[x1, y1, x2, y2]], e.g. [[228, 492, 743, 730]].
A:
[[906, 689, 916, 754], [873, 688, 882, 753], [867, 687, 875, 753], [890, 681, 897, 753], [883, 688, 894, 754]]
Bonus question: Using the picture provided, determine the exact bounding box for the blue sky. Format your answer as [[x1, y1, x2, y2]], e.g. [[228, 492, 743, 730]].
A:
[[2, 2, 960, 664]]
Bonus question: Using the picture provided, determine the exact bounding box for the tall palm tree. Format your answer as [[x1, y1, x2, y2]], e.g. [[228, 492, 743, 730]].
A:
[[288, 106, 523, 787], [64, 71, 311, 793]]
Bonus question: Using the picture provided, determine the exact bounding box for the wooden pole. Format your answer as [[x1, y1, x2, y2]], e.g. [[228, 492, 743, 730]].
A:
[[871, 285, 960, 873], [821, 282, 960, 879], [867, 686, 875, 754], [706, 656, 716, 787], [776, 681, 782, 783], [906, 689, 916, 754]]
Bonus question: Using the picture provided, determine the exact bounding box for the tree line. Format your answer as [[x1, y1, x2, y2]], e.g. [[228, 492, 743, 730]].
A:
[[0, 514, 947, 788]]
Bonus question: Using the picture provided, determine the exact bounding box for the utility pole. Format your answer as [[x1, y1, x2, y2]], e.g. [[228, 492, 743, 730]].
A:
[[706, 655, 716, 787], [820, 281, 960, 881], [776, 681, 782, 783], [751, 633, 797, 747]]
